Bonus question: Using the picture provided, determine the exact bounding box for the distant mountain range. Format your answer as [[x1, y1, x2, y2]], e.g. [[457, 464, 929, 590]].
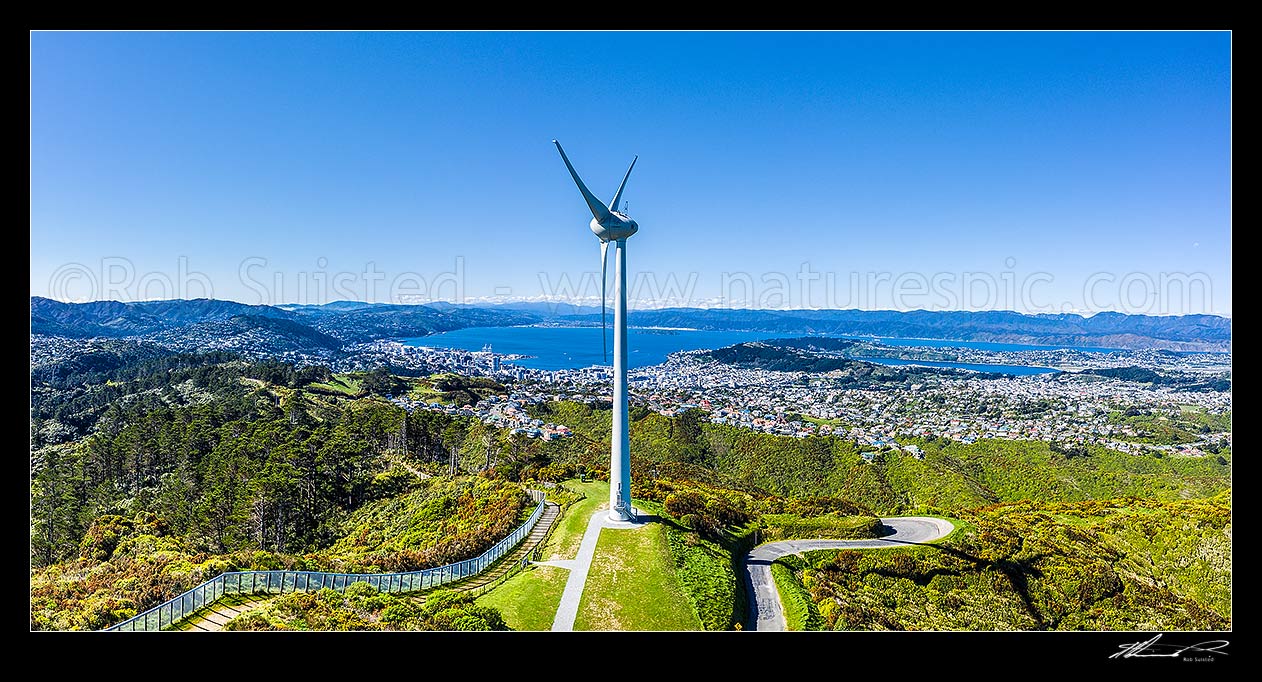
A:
[[30, 297, 1230, 354], [427, 300, 605, 316], [30, 297, 295, 338], [30, 297, 537, 358], [565, 308, 1231, 351]]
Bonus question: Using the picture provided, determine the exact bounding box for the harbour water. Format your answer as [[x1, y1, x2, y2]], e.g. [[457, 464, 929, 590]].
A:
[[402, 326, 1078, 374]]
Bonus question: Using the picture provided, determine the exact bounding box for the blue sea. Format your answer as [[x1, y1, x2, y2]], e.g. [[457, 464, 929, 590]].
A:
[[401, 326, 1073, 375], [404, 327, 777, 370]]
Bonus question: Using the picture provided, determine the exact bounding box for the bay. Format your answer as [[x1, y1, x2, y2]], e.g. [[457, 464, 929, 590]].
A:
[[401, 326, 1072, 374], [403, 326, 777, 370]]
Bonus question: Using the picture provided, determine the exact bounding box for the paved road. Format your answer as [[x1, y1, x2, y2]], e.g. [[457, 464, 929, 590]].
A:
[[743, 516, 955, 631]]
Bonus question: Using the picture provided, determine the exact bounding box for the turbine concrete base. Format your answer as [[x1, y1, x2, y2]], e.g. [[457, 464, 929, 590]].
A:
[[606, 506, 645, 526]]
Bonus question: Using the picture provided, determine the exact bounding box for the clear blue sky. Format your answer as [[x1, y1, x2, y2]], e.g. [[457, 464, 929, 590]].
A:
[[30, 31, 1231, 316]]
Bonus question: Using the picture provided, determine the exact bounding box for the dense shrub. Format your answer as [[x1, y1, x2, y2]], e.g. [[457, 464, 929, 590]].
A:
[[30, 477, 531, 630], [221, 585, 508, 631], [771, 561, 824, 631], [325, 477, 528, 571], [760, 514, 885, 542], [661, 523, 739, 630], [801, 495, 1231, 631]]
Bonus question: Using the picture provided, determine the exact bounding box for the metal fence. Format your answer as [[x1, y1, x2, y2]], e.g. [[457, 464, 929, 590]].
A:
[[105, 490, 546, 631]]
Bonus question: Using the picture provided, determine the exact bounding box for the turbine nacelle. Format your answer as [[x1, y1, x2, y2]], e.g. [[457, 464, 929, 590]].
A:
[[591, 214, 639, 242], [553, 138, 640, 362], [552, 139, 639, 244]]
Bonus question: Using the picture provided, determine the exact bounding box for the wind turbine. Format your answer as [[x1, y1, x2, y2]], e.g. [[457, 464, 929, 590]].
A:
[[553, 140, 638, 522]]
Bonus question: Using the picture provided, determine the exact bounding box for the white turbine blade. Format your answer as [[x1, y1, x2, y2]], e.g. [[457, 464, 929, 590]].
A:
[[553, 140, 611, 223], [609, 156, 638, 213], [600, 240, 610, 363]]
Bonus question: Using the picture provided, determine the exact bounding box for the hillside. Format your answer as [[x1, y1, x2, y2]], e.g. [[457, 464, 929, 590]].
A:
[[31, 297, 294, 337], [309, 305, 538, 343], [29, 347, 1231, 631], [705, 342, 859, 372], [150, 314, 345, 355], [615, 412, 1231, 513], [146, 314, 345, 356], [28, 350, 567, 630], [783, 495, 1231, 630], [1080, 365, 1231, 392], [699, 341, 972, 381], [558, 308, 1232, 351], [29, 297, 539, 349], [32, 297, 1231, 351]]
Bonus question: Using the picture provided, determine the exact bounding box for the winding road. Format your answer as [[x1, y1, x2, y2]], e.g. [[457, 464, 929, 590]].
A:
[[743, 516, 955, 631]]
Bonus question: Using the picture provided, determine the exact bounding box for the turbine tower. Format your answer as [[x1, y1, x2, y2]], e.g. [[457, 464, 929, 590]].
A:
[[553, 140, 639, 522]]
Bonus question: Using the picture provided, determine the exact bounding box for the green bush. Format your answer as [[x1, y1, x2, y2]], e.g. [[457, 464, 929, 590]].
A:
[[220, 584, 509, 631], [770, 561, 824, 631], [799, 496, 1231, 631], [324, 477, 528, 571], [761, 514, 885, 542], [662, 523, 738, 630]]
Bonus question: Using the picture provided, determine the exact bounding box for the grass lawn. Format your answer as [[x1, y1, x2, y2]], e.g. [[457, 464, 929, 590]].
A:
[[574, 522, 703, 631], [542, 480, 609, 561], [407, 377, 447, 403], [475, 564, 569, 631], [308, 373, 363, 396], [473, 478, 608, 629]]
